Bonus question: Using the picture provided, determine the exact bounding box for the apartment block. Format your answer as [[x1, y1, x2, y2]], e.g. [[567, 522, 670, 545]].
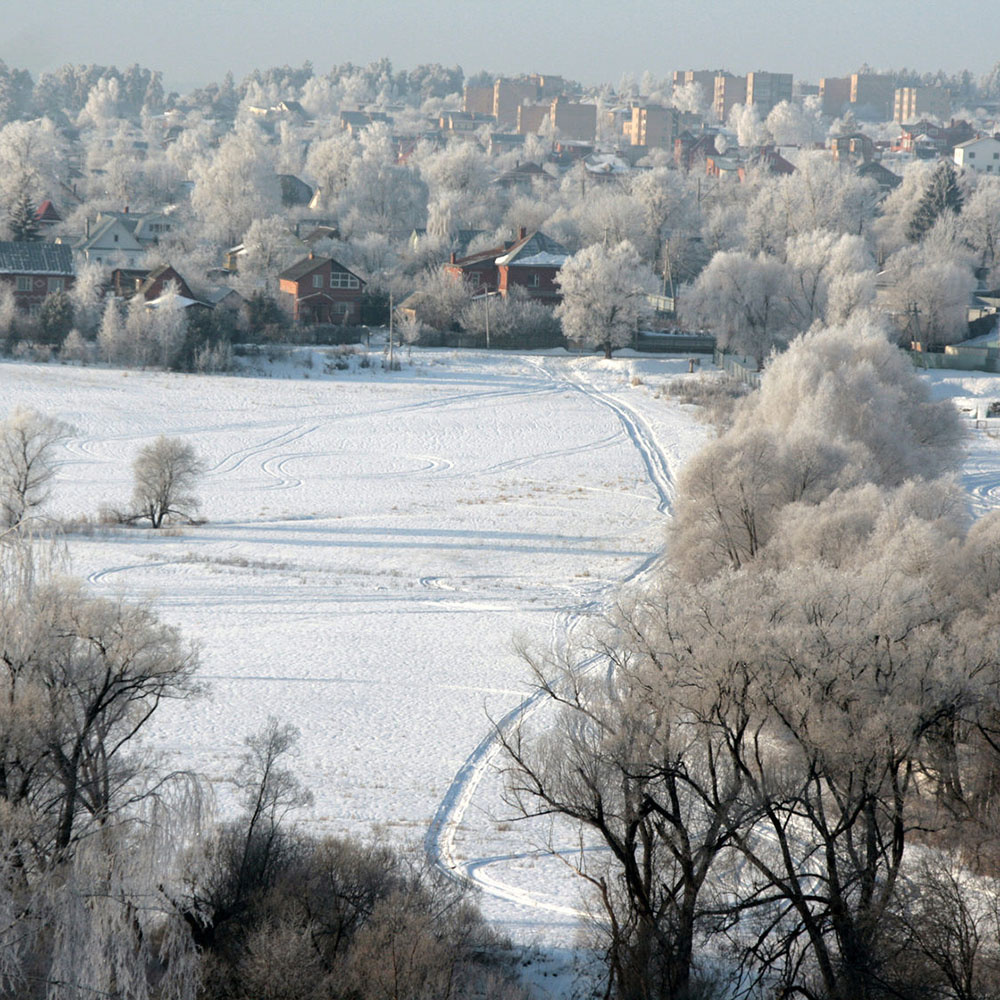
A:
[[746, 71, 793, 116], [517, 103, 549, 135], [672, 69, 719, 107], [713, 73, 747, 123], [624, 105, 677, 148], [849, 73, 894, 121], [494, 78, 540, 128], [819, 76, 851, 116], [894, 86, 951, 123], [550, 96, 596, 141], [528, 74, 565, 98], [463, 84, 494, 116]]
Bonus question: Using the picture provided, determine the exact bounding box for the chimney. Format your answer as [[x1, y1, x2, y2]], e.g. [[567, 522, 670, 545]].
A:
[[450, 252, 456, 263], [124, 205, 129, 214], [309, 251, 314, 259], [518, 226, 527, 240]]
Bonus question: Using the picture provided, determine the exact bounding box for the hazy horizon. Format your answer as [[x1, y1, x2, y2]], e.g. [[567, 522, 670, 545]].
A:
[[3, 0, 998, 96]]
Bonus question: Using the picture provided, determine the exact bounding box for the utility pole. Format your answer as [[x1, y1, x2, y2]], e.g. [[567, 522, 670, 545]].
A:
[[388, 288, 394, 370], [485, 290, 490, 350]]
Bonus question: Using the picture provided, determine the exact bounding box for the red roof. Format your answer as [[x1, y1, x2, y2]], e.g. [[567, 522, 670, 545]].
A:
[[34, 200, 62, 223]]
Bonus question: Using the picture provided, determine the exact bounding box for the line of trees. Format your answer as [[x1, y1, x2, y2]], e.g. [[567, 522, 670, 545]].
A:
[[502, 318, 1000, 999]]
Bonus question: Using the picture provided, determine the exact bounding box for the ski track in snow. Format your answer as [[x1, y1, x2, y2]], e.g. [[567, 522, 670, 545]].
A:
[[424, 356, 677, 916]]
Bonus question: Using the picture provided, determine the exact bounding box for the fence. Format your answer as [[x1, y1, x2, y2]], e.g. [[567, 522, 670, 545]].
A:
[[713, 348, 762, 388]]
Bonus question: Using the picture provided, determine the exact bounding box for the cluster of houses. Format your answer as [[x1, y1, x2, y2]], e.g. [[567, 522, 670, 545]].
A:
[[3, 64, 1000, 343]]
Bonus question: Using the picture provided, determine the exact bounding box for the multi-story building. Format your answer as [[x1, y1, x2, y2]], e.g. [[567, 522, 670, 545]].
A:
[[624, 105, 677, 148], [746, 71, 793, 116], [493, 78, 539, 128], [462, 84, 494, 116], [672, 69, 720, 107], [820, 76, 851, 117], [894, 86, 951, 123], [550, 96, 596, 141], [528, 74, 565, 98], [713, 73, 747, 123], [849, 74, 894, 121], [517, 104, 549, 134]]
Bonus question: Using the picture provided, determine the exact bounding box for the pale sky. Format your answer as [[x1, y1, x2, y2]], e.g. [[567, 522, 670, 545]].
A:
[[2, 0, 996, 94]]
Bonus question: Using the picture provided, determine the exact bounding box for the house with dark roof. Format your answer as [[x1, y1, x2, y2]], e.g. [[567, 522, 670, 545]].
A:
[[493, 161, 554, 190], [33, 200, 63, 233], [495, 229, 570, 302], [138, 264, 197, 302], [0, 242, 75, 315], [444, 228, 570, 303], [444, 243, 505, 293], [278, 254, 366, 324]]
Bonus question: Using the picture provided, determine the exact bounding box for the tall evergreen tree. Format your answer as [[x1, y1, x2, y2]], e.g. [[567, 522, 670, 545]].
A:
[[907, 160, 963, 242], [7, 184, 39, 241]]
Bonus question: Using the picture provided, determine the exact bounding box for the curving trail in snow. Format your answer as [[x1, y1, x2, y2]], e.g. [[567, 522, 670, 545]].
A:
[[425, 357, 678, 915]]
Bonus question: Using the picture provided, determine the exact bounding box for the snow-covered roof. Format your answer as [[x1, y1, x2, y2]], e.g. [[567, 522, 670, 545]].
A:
[[494, 231, 569, 267], [504, 250, 568, 268], [146, 293, 204, 310]]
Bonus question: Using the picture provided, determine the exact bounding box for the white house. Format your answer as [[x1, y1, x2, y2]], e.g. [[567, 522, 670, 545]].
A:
[[60, 217, 145, 267], [954, 135, 1000, 174]]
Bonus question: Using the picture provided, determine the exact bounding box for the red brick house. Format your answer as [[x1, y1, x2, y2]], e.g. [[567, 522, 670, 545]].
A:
[[495, 229, 569, 303], [444, 228, 569, 303], [0, 242, 75, 315], [278, 255, 365, 324], [444, 245, 503, 293]]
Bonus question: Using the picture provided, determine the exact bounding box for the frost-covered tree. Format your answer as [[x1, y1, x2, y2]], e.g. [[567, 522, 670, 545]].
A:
[[6, 181, 39, 242], [338, 123, 427, 237], [680, 250, 795, 365], [146, 282, 189, 369], [765, 98, 822, 146], [0, 533, 202, 997], [671, 80, 707, 115], [728, 102, 768, 148], [882, 238, 976, 347], [131, 435, 205, 528], [68, 261, 105, 336], [0, 407, 72, 527], [555, 240, 656, 358], [785, 228, 875, 326], [97, 295, 127, 364], [235, 216, 303, 294], [960, 176, 1000, 268], [669, 318, 963, 579], [303, 130, 356, 211], [191, 124, 281, 245]]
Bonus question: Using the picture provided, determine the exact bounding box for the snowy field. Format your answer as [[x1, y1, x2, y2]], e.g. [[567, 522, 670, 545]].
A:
[[4, 349, 1000, 988], [0, 348, 708, 962]]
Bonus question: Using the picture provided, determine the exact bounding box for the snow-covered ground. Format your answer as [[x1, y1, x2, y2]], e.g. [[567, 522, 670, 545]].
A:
[[4, 349, 999, 994], [0, 347, 707, 966]]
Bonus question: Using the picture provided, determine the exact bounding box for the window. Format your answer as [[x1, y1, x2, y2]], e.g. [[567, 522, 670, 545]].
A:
[[969, 151, 976, 159], [28, 303, 40, 317], [312, 274, 323, 288], [527, 273, 540, 288], [113, 233, 119, 242], [16, 276, 31, 292], [48, 277, 63, 293], [330, 271, 359, 289], [994, 152, 999, 160], [469, 273, 480, 287]]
